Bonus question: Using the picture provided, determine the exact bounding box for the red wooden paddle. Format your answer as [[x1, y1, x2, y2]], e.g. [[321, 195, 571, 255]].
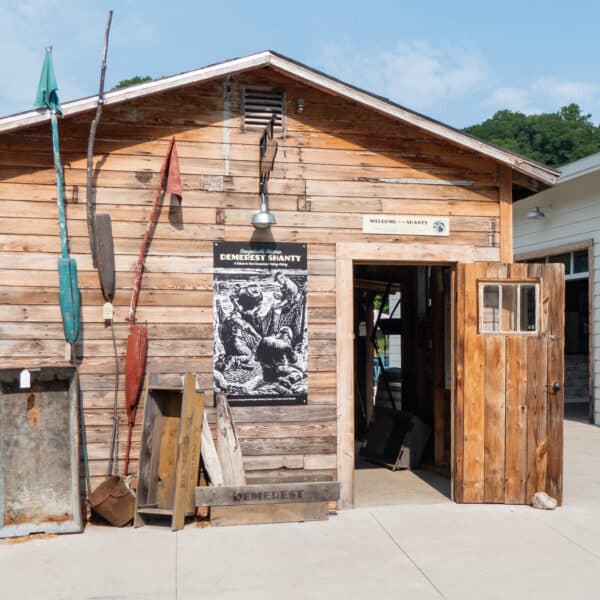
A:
[[123, 138, 182, 476]]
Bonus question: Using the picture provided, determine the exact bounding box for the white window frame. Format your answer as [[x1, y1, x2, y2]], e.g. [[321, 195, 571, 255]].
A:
[[478, 281, 540, 335]]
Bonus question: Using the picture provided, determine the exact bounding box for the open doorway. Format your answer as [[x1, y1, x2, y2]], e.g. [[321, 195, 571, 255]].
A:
[[564, 277, 590, 422], [353, 264, 452, 506]]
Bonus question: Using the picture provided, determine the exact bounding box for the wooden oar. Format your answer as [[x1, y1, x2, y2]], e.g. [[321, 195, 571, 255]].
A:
[[36, 47, 80, 356], [123, 138, 182, 475], [51, 106, 80, 353]]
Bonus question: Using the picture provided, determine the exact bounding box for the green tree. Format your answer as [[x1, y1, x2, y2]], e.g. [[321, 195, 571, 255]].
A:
[[112, 75, 152, 90], [464, 104, 600, 167]]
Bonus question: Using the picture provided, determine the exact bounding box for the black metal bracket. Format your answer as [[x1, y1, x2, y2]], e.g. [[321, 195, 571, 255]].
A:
[[259, 115, 278, 199]]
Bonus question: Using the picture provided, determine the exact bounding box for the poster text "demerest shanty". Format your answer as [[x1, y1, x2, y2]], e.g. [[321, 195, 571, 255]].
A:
[[219, 253, 302, 263]]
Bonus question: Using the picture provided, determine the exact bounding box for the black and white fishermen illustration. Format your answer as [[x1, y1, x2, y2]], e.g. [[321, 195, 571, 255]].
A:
[[213, 242, 308, 405]]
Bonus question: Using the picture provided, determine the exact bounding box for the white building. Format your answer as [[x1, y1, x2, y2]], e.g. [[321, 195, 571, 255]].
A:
[[514, 153, 599, 424]]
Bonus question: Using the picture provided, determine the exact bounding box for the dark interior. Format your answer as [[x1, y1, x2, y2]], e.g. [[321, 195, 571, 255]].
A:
[[353, 264, 452, 478]]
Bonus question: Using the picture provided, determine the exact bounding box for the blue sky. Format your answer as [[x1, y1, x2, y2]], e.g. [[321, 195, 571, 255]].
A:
[[1, 0, 599, 128]]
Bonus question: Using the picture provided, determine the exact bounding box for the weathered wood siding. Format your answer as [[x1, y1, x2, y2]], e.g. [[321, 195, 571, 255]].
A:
[[0, 67, 504, 488]]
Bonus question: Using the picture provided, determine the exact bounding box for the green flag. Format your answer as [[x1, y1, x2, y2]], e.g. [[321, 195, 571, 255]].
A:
[[35, 47, 62, 115]]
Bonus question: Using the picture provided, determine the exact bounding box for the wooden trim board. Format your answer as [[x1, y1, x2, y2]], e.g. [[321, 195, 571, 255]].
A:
[[499, 165, 513, 263], [196, 482, 340, 506], [210, 502, 329, 527]]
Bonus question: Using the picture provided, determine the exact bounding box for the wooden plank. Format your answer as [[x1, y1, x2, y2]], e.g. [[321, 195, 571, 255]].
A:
[[483, 333, 506, 503], [450, 266, 459, 501], [462, 263, 486, 502], [224, 209, 495, 232], [155, 397, 180, 510], [134, 376, 160, 527], [336, 253, 353, 509], [195, 482, 340, 506], [245, 468, 335, 484], [204, 405, 336, 424], [207, 422, 336, 440], [336, 242, 474, 263], [223, 225, 489, 247], [171, 374, 204, 531], [544, 263, 564, 504], [201, 412, 224, 486], [525, 263, 548, 503], [504, 334, 528, 504], [499, 165, 513, 263], [238, 436, 337, 456], [209, 502, 328, 527], [303, 454, 337, 470], [215, 393, 246, 486], [243, 455, 303, 472]]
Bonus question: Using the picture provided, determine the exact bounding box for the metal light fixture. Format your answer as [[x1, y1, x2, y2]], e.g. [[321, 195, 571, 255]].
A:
[[527, 206, 545, 219], [253, 116, 278, 230], [252, 192, 276, 229], [296, 98, 305, 113]]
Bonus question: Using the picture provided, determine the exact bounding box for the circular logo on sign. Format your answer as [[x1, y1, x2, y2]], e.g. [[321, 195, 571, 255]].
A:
[[433, 220, 445, 233]]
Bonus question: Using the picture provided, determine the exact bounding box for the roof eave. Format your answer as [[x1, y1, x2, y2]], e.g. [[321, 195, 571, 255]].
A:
[[0, 51, 273, 134], [266, 54, 559, 186], [0, 49, 559, 186]]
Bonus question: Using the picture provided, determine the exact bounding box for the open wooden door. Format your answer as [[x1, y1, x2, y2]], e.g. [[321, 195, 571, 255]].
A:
[[454, 263, 564, 505]]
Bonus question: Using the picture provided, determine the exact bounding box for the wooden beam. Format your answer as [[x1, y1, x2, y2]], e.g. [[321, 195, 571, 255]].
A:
[[171, 373, 204, 531], [336, 255, 354, 509], [499, 165, 513, 263], [512, 171, 547, 193]]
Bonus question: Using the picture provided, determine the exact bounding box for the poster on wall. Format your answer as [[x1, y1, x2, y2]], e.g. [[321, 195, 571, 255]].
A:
[[213, 241, 308, 406]]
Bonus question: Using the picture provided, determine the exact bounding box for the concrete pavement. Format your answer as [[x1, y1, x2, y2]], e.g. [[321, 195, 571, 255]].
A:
[[2, 417, 599, 600]]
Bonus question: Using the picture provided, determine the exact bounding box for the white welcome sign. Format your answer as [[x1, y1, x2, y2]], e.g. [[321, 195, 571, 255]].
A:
[[362, 215, 450, 236]]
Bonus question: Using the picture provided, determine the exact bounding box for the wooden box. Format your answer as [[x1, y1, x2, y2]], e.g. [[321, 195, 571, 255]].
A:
[[134, 373, 203, 530]]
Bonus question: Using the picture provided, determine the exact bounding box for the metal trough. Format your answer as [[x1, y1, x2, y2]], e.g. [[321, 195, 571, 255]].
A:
[[0, 367, 82, 538]]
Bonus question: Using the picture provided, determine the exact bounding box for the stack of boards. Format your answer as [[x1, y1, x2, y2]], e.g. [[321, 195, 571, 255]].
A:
[[135, 374, 340, 529]]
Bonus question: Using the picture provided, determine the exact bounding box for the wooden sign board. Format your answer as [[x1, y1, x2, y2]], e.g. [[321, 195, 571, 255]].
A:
[[196, 481, 340, 507], [362, 215, 449, 236]]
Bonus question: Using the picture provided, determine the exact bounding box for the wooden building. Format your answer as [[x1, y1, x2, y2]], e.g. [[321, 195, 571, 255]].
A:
[[0, 51, 564, 510]]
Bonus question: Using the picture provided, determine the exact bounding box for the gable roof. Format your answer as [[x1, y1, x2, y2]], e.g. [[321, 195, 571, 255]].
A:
[[556, 151, 600, 183], [0, 50, 559, 186]]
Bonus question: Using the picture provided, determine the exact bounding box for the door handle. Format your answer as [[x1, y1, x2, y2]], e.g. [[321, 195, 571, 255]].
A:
[[552, 381, 560, 393]]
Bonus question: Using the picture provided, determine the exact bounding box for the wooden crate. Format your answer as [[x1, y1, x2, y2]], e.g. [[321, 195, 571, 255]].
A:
[[134, 372, 203, 531]]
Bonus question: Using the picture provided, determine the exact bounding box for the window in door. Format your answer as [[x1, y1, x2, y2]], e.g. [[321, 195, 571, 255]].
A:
[[479, 282, 539, 334]]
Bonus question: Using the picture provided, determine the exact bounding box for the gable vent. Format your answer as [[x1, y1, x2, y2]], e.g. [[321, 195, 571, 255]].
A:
[[242, 86, 285, 131]]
